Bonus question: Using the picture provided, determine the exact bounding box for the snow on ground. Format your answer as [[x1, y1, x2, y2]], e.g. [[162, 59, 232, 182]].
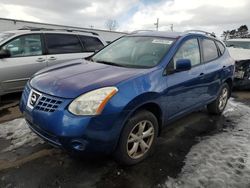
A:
[[0, 118, 43, 152], [228, 47, 250, 61], [164, 100, 250, 188]]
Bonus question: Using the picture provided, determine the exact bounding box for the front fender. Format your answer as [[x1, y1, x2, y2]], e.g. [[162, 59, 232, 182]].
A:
[[115, 68, 165, 122], [122, 92, 162, 115]]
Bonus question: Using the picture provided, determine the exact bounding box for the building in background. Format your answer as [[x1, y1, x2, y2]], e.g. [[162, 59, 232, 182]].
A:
[[0, 17, 126, 43]]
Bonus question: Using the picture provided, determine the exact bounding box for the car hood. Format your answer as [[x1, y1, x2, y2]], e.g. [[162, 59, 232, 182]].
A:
[[228, 47, 250, 61], [30, 60, 147, 98]]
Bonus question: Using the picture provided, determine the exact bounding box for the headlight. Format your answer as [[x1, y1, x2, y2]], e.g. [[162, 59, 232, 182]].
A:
[[68, 87, 118, 115]]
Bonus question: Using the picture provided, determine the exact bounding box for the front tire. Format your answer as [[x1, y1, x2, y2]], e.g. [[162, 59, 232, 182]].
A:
[[207, 83, 230, 115], [114, 110, 158, 165]]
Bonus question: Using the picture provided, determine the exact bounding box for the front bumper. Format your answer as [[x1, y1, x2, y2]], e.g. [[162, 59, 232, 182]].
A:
[[233, 78, 250, 90], [20, 85, 125, 154]]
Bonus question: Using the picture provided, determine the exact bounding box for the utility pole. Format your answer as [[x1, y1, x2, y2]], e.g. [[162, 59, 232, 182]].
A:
[[170, 24, 173, 31], [89, 25, 94, 29], [154, 18, 159, 31]]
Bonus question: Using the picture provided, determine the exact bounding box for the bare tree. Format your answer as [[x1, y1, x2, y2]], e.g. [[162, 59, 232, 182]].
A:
[[221, 30, 230, 41], [105, 19, 118, 31]]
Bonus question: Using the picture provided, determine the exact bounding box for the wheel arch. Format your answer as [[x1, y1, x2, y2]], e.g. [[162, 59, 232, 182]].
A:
[[123, 101, 163, 136]]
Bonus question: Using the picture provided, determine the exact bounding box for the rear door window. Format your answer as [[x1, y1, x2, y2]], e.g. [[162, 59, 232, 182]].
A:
[[45, 34, 82, 54], [79, 36, 104, 52], [201, 39, 219, 62]]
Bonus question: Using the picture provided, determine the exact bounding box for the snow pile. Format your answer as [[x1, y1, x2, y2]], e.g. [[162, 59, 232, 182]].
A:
[[0, 118, 44, 152], [164, 100, 250, 188]]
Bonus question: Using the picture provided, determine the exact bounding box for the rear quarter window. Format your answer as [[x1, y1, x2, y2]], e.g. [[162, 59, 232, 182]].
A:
[[79, 36, 104, 52], [216, 41, 225, 55], [202, 39, 219, 62]]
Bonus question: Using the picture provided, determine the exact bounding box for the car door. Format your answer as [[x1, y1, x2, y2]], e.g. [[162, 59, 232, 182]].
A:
[[165, 37, 206, 119], [200, 38, 221, 102], [44, 33, 87, 66], [0, 34, 47, 93]]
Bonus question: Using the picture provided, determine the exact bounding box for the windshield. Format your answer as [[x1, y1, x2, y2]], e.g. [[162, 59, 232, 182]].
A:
[[91, 36, 174, 68], [225, 41, 250, 49]]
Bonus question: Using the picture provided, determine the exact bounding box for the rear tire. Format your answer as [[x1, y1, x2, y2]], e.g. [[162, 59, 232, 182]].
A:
[[114, 110, 158, 165], [207, 83, 230, 115]]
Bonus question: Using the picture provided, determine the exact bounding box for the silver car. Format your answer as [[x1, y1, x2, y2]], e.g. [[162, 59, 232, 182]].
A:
[[0, 29, 106, 98]]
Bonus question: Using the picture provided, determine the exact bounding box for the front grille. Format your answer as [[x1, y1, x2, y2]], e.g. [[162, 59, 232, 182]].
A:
[[35, 96, 63, 112], [24, 83, 64, 113]]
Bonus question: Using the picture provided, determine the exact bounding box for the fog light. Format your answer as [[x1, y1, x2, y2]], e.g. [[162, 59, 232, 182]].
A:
[[71, 140, 87, 151]]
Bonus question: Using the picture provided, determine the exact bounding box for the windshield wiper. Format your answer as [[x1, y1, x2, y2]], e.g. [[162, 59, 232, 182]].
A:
[[94, 60, 150, 69], [95, 60, 127, 67]]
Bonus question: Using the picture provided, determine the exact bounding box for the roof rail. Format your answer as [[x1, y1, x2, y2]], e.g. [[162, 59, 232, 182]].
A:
[[185, 30, 216, 38], [130, 30, 155, 34], [18, 26, 99, 36]]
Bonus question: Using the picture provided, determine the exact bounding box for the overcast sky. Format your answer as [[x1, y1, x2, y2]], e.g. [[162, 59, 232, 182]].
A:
[[0, 0, 249, 36]]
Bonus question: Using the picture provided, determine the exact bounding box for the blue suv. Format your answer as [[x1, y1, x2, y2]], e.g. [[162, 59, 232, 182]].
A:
[[20, 30, 235, 165]]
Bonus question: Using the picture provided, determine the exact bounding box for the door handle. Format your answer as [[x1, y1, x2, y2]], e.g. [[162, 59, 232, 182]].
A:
[[199, 73, 205, 76], [223, 66, 226, 69], [36, 58, 46, 62], [48, 57, 57, 61]]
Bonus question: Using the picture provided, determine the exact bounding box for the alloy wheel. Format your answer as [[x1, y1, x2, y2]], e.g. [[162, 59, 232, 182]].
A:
[[126, 120, 155, 159], [218, 87, 228, 111]]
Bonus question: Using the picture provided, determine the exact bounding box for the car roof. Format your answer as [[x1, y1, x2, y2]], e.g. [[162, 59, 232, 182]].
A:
[[128, 30, 217, 40], [2, 29, 100, 37], [129, 31, 183, 39]]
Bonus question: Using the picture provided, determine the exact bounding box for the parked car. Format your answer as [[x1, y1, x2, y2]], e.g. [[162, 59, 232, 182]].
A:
[[0, 28, 106, 98], [20, 30, 235, 165], [226, 38, 250, 90]]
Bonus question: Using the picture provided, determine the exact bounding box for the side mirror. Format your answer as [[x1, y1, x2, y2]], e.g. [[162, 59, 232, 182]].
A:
[[176, 59, 191, 72], [0, 49, 11, 59]]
